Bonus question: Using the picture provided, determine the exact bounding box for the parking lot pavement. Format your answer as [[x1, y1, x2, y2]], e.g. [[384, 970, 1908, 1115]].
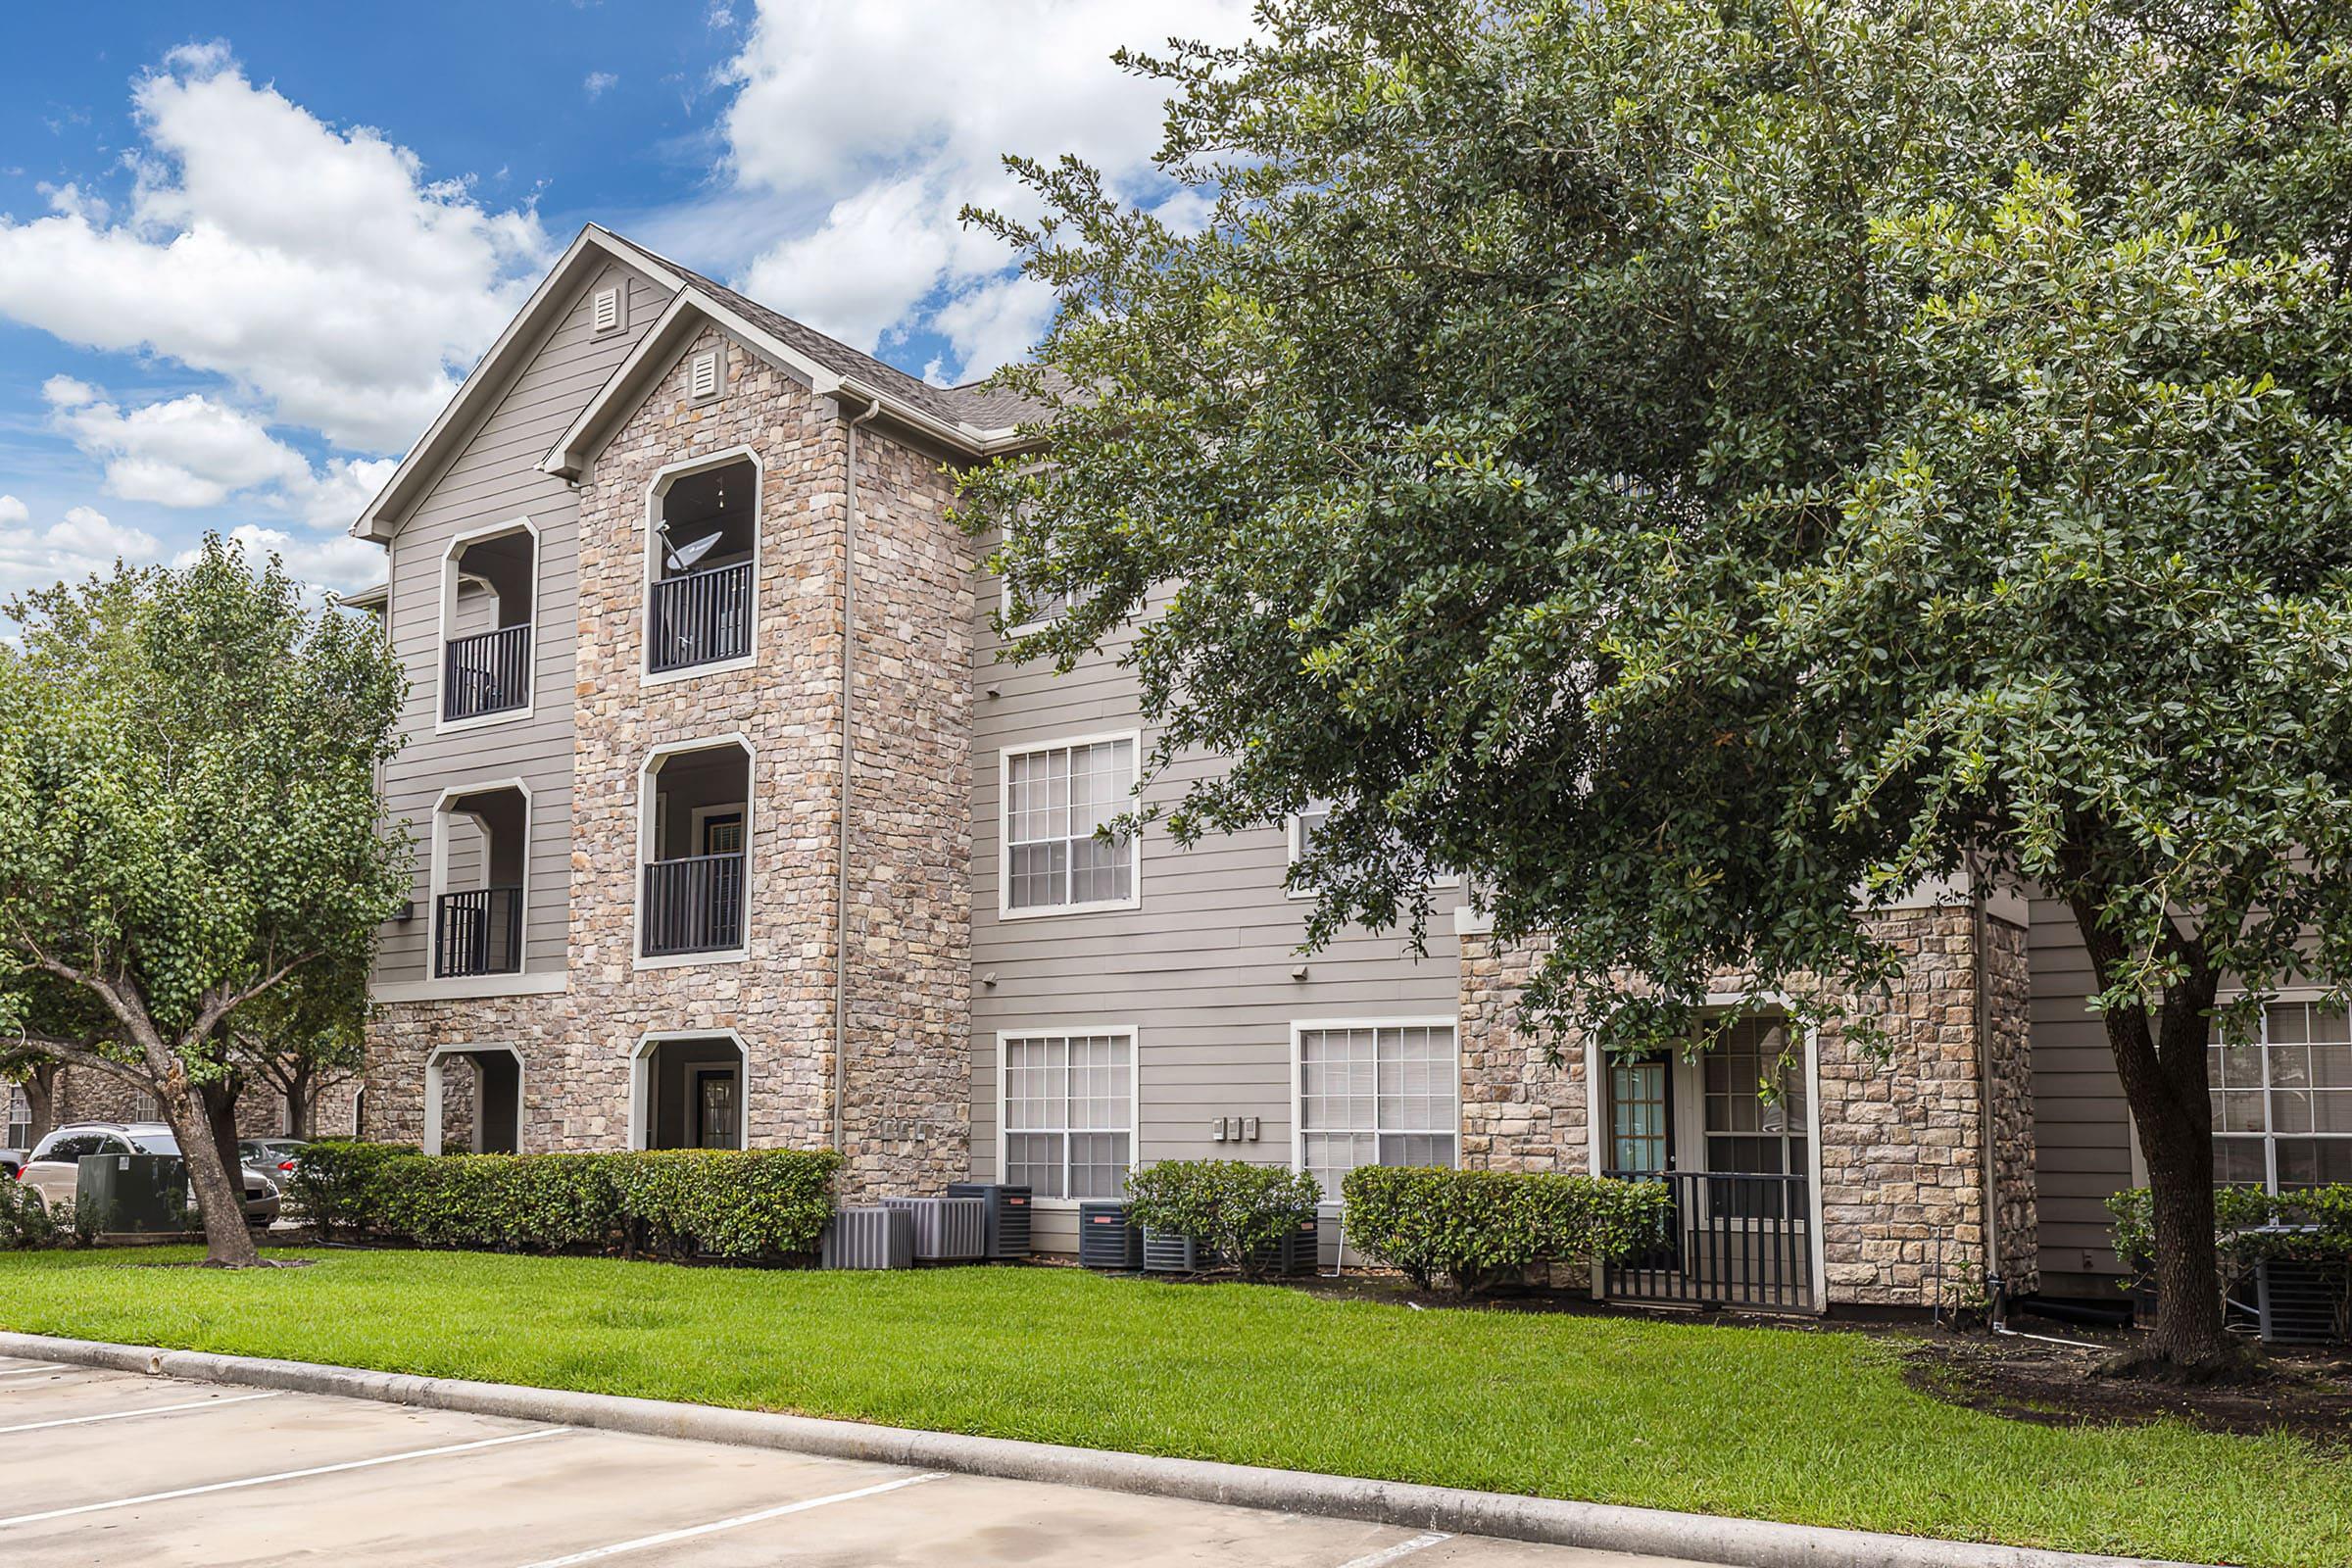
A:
[[0, 1355, 1706, 1568]]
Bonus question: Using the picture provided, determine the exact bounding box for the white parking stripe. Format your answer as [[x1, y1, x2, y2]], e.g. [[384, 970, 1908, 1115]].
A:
[[1336, 1533, 1452, 1568], [0, 1390, 283, 1435], [0, 1365, 67, 1379], [0, 1425, 564, 1529], [512, 1471, 950, 1567]]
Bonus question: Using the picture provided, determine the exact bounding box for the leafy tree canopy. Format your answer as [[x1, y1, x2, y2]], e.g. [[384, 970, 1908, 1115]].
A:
[[0, 536, 403, 1260], [958, 0, 2352, 1367]]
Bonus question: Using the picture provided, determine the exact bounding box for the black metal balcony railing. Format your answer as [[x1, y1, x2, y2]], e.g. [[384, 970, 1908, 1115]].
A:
[[641, 852, 746, 956], [442, 624, 531, 721], [648, 561, 754, 674], [1600, 1169, 1814, 1313], [434, 886, 523, 978]]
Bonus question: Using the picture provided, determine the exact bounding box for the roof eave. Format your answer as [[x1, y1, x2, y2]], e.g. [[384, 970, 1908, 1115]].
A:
[[350, 224, 685, 542], [540, 292, 1045, 479]]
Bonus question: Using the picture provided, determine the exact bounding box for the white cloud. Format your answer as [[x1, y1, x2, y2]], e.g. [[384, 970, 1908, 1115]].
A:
[[0, 44, 551, 453], [43, 378, 401, 531], [584, 71, 619, 99], [195, 523, 384, 595], [718, 0, 1251, 379], [0, 500, 162, 599]]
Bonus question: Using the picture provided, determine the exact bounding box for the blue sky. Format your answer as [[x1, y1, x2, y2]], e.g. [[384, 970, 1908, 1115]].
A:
[[0, 1, 1245, 600]]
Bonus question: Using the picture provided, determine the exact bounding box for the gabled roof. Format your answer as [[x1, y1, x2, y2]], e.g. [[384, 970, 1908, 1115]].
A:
[[349, 226, 685, 542], [352, 223, 1055, 540], [594, 231, 1055, 433]]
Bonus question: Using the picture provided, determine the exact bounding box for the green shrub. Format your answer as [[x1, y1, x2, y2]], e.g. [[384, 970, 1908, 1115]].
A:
[[1, 1178, 62, 1250], [2108, 1184, 2352, 1337], [1126, 1159, 1323, 1280], [1341, 1166, 1674, 1295], [285, 1142, 841, 1261], [283, 1139, 417, 1237]]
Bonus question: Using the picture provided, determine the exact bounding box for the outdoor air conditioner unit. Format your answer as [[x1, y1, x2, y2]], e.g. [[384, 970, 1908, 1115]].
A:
[[1142, 1227, 1211, 1273], [819, 1204, 914, 1270], [1241, 1212, 1320, 1277], [944, 1182, 1032, 1258], [74, 1152, 189, 1236], [1077, 1200, 1142, 1270], [2255, 1256, 2348, 1346], [881, 1196, 986, 1262]]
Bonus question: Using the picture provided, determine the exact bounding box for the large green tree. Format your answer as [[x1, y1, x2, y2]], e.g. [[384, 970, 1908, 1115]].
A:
[[0, 537, 404, 1265], [958, 0, 2352, 1371]]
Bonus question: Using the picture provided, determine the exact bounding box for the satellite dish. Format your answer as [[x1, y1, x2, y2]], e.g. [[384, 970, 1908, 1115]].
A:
[[661, 529, 723, 575]]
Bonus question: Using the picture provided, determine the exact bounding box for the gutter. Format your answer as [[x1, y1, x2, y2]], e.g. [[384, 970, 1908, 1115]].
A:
[[833, 395, 883, 1159]]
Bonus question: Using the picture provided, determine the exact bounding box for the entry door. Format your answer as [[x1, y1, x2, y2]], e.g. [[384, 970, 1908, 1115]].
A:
[[1607, 1055, 1672, 1174], [694, 1067, 740, 1149], [700, 809, 744, 857]]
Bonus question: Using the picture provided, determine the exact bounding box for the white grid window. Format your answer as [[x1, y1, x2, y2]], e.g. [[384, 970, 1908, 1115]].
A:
[[1004, 738, 1136, 912], [2211, 1002, 2352, 1192], [1003, 1032, 1133, 1200], [1288, 798, 1456, 897], [1298, 1023, 1458, 1200], [6, 1085, 27, 1148]]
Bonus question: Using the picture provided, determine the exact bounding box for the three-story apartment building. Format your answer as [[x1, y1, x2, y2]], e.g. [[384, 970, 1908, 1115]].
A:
[[351, 225, 2349, 1313]]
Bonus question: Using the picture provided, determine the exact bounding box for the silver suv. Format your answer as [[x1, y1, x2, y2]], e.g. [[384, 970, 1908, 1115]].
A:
[[16, 1123, 281, 1227]]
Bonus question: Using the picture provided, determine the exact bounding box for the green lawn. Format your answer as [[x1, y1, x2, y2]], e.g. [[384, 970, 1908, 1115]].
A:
[[0, 1250, 2340, 1566]]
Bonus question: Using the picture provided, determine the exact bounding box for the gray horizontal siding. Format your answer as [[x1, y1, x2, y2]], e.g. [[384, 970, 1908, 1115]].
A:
[[967, 596, 1463, 1235], [2026, 891, 2138, 1291], [372, 263, 671, 988]]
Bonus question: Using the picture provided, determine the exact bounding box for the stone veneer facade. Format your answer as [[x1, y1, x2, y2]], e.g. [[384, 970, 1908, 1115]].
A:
[[363, 328, 971, 1195], [1457, 902, 2036, 1308]]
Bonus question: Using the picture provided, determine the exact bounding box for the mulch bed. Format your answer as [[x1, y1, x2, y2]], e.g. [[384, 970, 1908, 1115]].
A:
[[1903, 1332, 2352, 1446]]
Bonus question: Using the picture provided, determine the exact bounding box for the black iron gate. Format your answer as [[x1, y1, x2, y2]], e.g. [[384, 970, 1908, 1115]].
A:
[[1601, 1170, 1815, 1312]]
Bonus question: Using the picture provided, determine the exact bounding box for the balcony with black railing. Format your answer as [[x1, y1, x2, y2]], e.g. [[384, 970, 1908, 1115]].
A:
[[648, 561, 753, 675], [442, 623, 531, 722], [434, 886, 523, 978], [1599, 1169, 1814, 1313], [641, 852, 746, 957]]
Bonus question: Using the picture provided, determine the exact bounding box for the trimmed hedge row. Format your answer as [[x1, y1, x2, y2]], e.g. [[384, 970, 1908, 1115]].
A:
[[288, 1141, 842, 1261], [1125, 1158, 1322, 1279], [1341, 1165, 1675, 1295]]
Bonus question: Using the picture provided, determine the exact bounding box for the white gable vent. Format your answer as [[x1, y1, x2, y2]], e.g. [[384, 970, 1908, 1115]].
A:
[[689, 349, 722, 401], [592, 285, 622, 333]]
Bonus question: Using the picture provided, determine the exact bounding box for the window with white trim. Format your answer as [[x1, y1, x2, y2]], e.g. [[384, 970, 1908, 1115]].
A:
[[2211, 1001, 2352, 1191], [1003, 1031, 1133, 1199], [1004, 737, 1137, 912], [1298, 1022, 1458, 1200], [6, 1085, 28, 1148], [1288, 798, 1457, 898]]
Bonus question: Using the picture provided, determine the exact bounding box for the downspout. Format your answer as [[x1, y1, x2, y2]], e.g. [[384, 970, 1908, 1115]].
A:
[[834, 397, 882, 1155], [1970, 858, 2007, 1331]]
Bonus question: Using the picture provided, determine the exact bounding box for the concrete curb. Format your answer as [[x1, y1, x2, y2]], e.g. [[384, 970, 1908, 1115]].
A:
[[0, 1331, 2194, 1568]]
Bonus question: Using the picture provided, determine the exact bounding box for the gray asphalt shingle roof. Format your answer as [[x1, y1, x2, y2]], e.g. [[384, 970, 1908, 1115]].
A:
[[600, 228, 1055, 433]]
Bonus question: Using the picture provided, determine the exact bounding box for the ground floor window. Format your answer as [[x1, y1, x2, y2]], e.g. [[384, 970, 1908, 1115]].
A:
[[1002, 1030, 1133, 1199], [1297, 1020, 1459, 1200], [6, 1085, 27, 1147], [2211, 1000, 2352, 1191], [1701, 1017, 1808, 1179]]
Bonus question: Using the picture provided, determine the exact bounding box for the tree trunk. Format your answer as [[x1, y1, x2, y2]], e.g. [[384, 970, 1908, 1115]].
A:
[[24, 1060, 58, 1144], [2095, 988, 2241, 1375], [161, 1075, 260, 1268], [285, 1063, 314, 1140]]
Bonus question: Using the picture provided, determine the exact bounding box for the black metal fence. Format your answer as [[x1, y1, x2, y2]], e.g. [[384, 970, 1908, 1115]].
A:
[[1601, 1169, 1814, 1312], [648, 561, 754, 674], [442, 623, 531, 721], [434, 886, 523, 977], [641, 852, 746, 956]]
